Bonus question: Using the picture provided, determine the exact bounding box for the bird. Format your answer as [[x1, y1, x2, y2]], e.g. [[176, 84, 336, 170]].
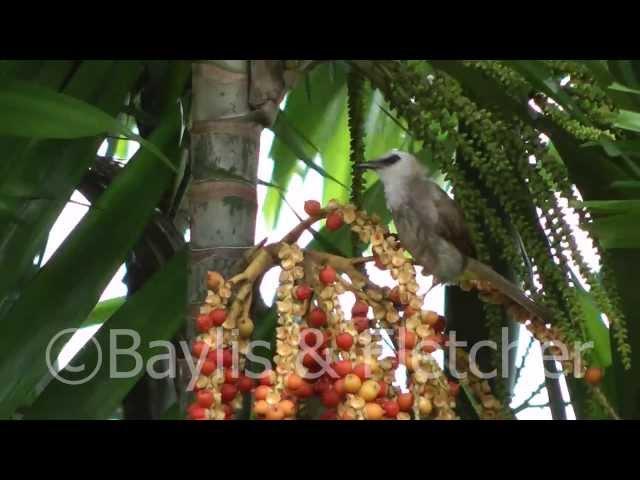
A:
[[355, 150, 551, 322]]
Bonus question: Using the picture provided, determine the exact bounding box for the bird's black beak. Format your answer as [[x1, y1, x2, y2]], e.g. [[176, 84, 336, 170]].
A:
[[354, 159, 384, 171]]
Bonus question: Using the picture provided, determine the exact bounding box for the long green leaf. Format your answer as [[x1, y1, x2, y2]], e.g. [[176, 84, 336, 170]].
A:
[[0, 107, 181, 418], [0, 80, 175, 172], [0, 61, 143, 317], [270, 111, 348, 190], [22, 249, 186, 420], [584, 199, 640, 249], [84, 297, 126, 327], [264, 62, 348, 230]]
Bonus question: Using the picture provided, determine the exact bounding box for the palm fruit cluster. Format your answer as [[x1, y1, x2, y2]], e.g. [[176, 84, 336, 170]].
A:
[[187, 272, 254, 420], [186, 197, 606, 420]]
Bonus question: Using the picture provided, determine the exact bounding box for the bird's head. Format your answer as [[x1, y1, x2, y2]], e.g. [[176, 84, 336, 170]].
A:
[[355, 150, 426, 187]]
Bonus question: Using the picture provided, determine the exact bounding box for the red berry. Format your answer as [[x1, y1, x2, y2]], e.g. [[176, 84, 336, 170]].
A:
[[224, 368, 239, 384], [188, 403, 207, 420], [302, 352, 318, 369], [314, 378, 332, 395], [336, 332, 354, 351], [301, 329, 320, 347], [209, 308, 227, 327], [237, 375, 254, 393], [296, 381, 313, 398], [196, 390, 214, 408], [325, 211, 344, 231], [295, 284, 313, 301], [433, 315, 446, 334], [319, 265, 337, 285], [191, 340, 208, 358], [304, 200, 322, 217], [221, 403, 233, 419], [353, 363, 370, 381], [332, 360, 352, 378], [374, 255, 386, 270], [422, 335, 443, 353], [319, 409, 337, 420], [260, 370, 275, 386], [196, 314, 212, 333], [352, 301, 369, 316], [448, 379, 460, 397], [201, 360, 216, 376], [308, 308, 327, 328], [334, 378, 346, 397], [388, 287, 402, 305], [221, 383, 238, 403], [377, 380, 388, 398], [352, 316, 370, 333], [383, 400, 400, 418], [321, 389, 341, 408], [222, 349, 233, 368]]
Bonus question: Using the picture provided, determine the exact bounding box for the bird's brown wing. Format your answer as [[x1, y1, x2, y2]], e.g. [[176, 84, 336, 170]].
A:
[[428, 181, 477, 259]]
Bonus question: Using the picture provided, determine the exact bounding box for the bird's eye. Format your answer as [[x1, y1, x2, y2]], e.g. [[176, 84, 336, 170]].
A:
[[382, 154, 401, 166]]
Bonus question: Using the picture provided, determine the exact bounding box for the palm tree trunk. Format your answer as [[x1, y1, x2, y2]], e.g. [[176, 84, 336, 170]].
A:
[[176, 60, 285, 414]]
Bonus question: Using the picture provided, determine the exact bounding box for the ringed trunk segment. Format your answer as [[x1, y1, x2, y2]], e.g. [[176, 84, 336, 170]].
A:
[[177, 61, 285, 413]]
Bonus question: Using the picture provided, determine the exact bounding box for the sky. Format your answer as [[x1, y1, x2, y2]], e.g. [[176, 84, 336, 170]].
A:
[[44, 128, 592, 420]]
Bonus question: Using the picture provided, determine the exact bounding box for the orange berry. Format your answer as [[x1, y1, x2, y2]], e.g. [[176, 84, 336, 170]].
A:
[[359, 380, 381, 402], [584, 367, 604, 385], [398, 327, 417, 350], [286, 373, 303, 391], [254, 385, 271, 401], [398, 392, 414, 412], [279, 399, 296, 417], [304, 200, 322, 216], [364, 402, 384, 420], [423, 310, 439, 326], [254, 400, 269, 416], [265, 405, 285, 420], [325, 211, 344, 230], [344, 373, 362, 394]]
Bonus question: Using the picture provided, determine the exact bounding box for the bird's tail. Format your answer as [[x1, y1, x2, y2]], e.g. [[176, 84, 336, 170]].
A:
[[464, 258, 552, 323]]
